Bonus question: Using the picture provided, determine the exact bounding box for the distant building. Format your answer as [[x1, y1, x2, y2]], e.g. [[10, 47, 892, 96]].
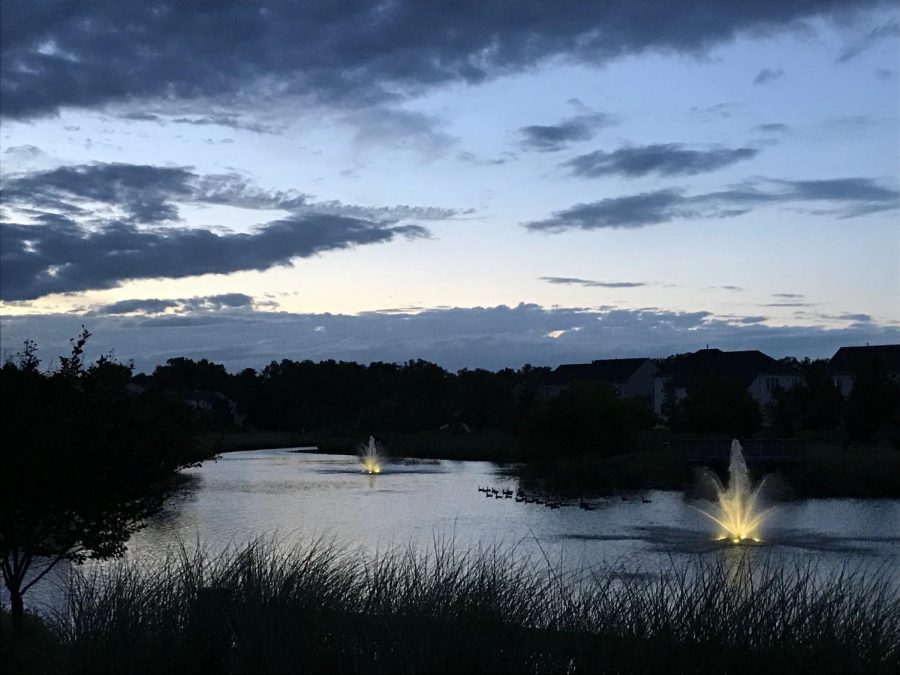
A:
[[653, 348, 802, 418], [830, 344, 900, 397], [538, 358, 658, 404], [184, 389, 246, 426]]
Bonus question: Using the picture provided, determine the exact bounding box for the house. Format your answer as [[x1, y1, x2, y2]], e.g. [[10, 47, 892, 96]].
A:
[[538, 358, 658, 404], [184, 389, 246, 426], [830, 344, 900, 397], [653, 348, 802, 418]]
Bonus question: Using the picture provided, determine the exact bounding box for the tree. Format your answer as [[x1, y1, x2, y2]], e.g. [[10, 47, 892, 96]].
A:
[[0, 332, 207, 621], [522, 382, 653, 459], [674, 376, 761, 437], [844, 361, 900, 445]]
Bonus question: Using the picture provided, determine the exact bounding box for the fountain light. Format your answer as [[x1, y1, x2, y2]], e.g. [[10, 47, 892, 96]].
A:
[[695, 440, 772, 544], [360, 436, 382, 475]]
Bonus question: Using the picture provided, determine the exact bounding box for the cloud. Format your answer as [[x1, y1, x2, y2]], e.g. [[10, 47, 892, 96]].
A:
[[752, 68, 784, 85], [1, 214, 429, 301], [562, 143, 758, 178], [526, 190, 687, 231], [3, 163, 195, 223], [92, 298, 180, 315], [343, 107, 457, 154], [773, 293, 804, 299], [518, 113, 612, 152], [2, 1, 884, 119], [525, 177, 899, 231], [837, 20, 900, 62], [91, 293, 255, 316], [540, 276, 647, 288], [3, 303, 896, 373], [0, 161, 456, 300], [755, 123, 790, 133]]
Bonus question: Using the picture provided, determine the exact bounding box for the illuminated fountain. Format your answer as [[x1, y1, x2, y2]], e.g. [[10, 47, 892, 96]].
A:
[[360, 436, 382, 475], [695, 440, 772, 544]]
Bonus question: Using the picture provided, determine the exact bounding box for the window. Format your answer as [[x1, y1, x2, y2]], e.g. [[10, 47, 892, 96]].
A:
[[766, 377, 781, 393]]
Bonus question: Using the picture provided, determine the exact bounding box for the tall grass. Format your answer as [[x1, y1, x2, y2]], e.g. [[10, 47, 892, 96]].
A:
[[12, 540, 900, 674]]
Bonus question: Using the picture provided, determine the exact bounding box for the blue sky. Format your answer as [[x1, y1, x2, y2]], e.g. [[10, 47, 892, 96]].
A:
[[1, 1, 897, 372]]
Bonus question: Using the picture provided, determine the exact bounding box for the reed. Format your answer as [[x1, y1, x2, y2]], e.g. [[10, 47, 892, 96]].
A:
[[7, 539, 898, 674]]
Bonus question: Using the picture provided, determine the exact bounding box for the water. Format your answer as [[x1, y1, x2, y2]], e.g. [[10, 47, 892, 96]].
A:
[[694, 440, 772, 543], [131, 449, 898, 569], [14, 448, 900, 611]]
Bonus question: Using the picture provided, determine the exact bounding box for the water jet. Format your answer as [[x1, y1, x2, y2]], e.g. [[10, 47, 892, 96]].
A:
[[360, 436, 382, 474], [695, 440, 772, 544]]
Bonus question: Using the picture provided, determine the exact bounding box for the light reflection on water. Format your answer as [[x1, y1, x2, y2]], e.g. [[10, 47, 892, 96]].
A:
[[14, 448, 900, 611], [132, 450, 899, 570]]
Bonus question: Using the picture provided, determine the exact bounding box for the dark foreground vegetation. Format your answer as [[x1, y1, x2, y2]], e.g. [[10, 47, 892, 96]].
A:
[[1, 331, 211, 620], [3, 542, 898, 675]]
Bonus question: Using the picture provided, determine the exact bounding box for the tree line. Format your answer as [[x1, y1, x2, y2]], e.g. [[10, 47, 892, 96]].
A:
[[135, 352, 898, 447]]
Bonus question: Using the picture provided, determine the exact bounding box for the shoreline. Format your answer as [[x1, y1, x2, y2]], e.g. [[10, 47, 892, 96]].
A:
[[197, 430, 900, 499]]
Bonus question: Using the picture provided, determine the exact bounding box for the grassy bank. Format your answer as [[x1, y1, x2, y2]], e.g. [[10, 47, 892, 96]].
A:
[[201, 429, 522, 462], [3, 541, 897, 674]]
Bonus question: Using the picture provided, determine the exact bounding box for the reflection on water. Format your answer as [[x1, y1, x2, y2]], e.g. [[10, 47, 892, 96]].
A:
[[13, 448, 900, 611], [131, 450, 899, 570]]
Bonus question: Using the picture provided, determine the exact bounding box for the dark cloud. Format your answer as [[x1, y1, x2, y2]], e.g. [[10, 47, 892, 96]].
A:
[[1, 1, 884, 119], [171, 114, 280, 134], [752, 68, 785, 85], [563, 144, 758, 178], [518, 113, 612, 152], [540, 276, 647, 288], [3, 303, 896, 373], [1, 214, 428, 301], [526, 190, 687, 231], [525, 177, 899, 231], [837, 19, 900, 62], [93, 298, 179, 315], [0, 161, 453, 300], [755, 123, 790, 133], [3, 163, 194, 223], [773, 293, 804, 299], [92, 293, 255, 316]]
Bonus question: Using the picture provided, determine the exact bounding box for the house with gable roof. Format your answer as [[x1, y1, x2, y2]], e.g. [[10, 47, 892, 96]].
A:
[[653, 348, 802, 418], [538, 357, 658, 405], [830, 344, 900, 397]]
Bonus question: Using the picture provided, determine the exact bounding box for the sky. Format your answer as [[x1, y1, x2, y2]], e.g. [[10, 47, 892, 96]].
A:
[[1, 1, 898, 373]]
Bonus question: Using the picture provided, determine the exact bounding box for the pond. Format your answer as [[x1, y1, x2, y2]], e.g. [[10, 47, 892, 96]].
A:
[[16, 448, 900, 611], [134, 449, 899, 571]]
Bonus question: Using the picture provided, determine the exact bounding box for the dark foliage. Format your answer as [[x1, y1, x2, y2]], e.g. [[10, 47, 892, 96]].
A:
[[522, 382, 654, 459], [670, 376, 762, 437], [0, 331, 206, 621], [844, 361, 900, 446], [766, 359, 845, 437]]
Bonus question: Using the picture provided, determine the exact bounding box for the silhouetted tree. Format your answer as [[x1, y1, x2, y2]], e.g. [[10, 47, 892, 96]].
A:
[[674, 376, 761, 437], [522, 382, 653, 459], [766, 358, 844, 436], [844, 361, 900, 445], [0, 332, 206, 621]]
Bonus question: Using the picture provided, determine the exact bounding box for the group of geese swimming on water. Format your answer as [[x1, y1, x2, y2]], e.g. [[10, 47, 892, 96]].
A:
[[476, 486, 652, 510]]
